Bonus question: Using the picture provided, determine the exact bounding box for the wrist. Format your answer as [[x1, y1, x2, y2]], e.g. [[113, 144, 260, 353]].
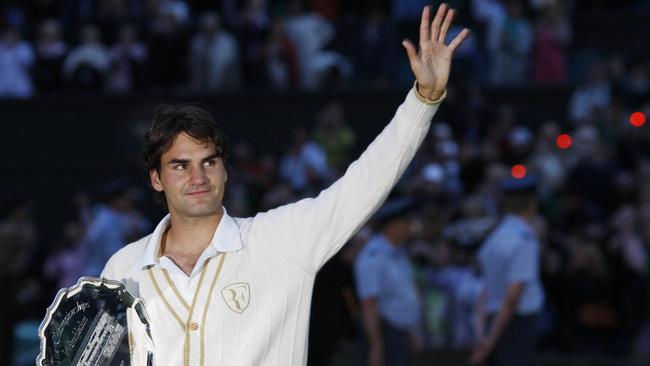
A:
[[418, 86, 443, 100], [414, 81, 446, 105]]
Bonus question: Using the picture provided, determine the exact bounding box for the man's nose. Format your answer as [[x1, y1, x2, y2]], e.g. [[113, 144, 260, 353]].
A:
[[190, 165, 209, 184]]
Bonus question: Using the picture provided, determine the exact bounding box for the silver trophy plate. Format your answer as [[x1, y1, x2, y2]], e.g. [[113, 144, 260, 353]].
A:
[[37, 277, 154, 366]]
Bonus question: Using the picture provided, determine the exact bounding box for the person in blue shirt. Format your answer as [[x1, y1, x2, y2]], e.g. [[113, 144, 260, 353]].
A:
[[471, 176, 545, 366], [355, 198, 421, 366]]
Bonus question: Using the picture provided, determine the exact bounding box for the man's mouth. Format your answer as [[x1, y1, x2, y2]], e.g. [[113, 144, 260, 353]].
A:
[[186, 189, 211, 196]]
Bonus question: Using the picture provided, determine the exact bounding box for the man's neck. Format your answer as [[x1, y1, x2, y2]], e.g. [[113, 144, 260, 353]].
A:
[[164, 211, 224, 257]]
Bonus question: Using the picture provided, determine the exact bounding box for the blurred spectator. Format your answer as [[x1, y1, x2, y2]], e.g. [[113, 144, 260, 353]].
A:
[[95, 0, 147, 41], [505, 125, 534, 163], [33, 19, 67, 92], [0, 28, 35, 98], [259, 180, 297, 211], [568, 62, 612, 124], [472, 176, 544, 365], [353, 7, 400, 87], [564, 230, 616, 352], [189, 12, 241, 92], [566, 126, 619, 222], [530, 120, 568, 196], [158, 0, 190, 25], [63, 25, 109, 90], [279, 126, 330, 194], [471, 0, 507, 77], [107, 24, 147, 93], [413, 193, 490, 350], [487, 0, 533, 84], [420, 239, 484, 350], [147, 7, 188, 90], [237, 0, 271, 87], [485, 104, 518, 162], [607, 205, 649, 353], [265, 18, 300, 88], [42, 192, 92, 290], [616, 59, 650, 107], [444, 194, 497, 249], [532, 2, 571, 83], [313, 101, 356, 172], [437, 137, 464, 197], [355, 199, 422, 366], [43, 221, 86, 289], [446, 20, 483, 83], [81, 180, 149, 277], [284, 0, 352, 89], [0, 198, 37, 365], [0, 198, 37, 279]]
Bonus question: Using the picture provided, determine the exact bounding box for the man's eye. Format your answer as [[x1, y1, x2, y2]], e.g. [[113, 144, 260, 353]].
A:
[[175, 164, 187, 170], [204, 160, 216, 167]]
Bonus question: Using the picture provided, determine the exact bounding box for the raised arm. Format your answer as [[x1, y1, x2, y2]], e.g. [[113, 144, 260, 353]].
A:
[[257, 4, 470, 273]]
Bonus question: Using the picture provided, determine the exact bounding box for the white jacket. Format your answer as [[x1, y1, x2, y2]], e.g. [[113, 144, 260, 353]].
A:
[[101, 87, 441, 365]]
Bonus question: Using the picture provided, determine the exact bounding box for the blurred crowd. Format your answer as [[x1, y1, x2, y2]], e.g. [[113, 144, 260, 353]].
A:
[[0, 0, 632, 98], [2, 0, 650, 365], [2, 48, 650, 363]]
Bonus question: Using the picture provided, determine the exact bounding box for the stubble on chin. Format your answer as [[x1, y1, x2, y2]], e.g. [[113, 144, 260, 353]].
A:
[[180, 202, 218, 218]]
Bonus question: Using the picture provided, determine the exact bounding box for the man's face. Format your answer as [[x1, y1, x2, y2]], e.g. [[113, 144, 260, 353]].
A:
[[150, 133, 227, 218]]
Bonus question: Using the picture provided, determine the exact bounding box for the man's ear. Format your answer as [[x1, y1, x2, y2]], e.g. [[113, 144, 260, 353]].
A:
[[150, 169, 164, 192]]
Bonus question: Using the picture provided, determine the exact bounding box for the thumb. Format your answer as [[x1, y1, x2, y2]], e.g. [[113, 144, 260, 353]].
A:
[[402, 39, 419, 70]]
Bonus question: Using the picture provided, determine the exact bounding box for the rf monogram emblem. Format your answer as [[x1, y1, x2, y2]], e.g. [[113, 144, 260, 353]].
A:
[[222, 283, 250, 313]]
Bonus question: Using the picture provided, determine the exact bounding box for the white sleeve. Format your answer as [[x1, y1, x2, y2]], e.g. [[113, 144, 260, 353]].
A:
[[256, 88, 441, 273], [100, 254, 117, 280]]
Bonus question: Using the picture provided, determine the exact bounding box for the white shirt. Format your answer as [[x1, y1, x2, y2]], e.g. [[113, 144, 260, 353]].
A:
[[142, 210, 241, 302], [101, 88, 441, 366]]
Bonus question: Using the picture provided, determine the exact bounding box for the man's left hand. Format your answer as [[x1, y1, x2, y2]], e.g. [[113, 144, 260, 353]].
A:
[[402, 4, 470, 100]]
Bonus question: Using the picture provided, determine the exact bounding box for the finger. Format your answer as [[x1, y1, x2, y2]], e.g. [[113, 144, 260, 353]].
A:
[[448, 28, 470, 53], [419, 5, 430, 42], [430, 3, 447, 43], [402, 39, 419, 69], [438, 8, 455, 44]]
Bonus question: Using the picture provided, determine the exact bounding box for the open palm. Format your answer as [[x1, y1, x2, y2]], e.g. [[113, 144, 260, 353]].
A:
[[403, 4, 470, 99]]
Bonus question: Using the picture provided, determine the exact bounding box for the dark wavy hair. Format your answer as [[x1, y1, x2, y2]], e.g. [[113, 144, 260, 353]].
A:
[[143, 104, 228, 208]]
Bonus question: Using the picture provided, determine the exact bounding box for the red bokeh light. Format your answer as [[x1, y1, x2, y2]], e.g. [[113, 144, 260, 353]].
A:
[[556, 134, 572, 149], [511, 164, 527, 179], [630, 112, 646, 127]]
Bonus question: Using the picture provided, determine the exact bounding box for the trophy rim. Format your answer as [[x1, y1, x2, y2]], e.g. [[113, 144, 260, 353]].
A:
[[36, 276, 146, 365]]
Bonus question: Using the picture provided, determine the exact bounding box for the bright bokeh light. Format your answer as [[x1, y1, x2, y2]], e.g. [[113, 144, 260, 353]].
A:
[[511, 164, 527, 179], [630, 112, 646, 127], [556, 134, 572, 149]]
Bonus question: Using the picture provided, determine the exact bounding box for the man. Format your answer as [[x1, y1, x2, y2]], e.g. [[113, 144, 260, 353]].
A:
[[355, 199, 421, 366], [101, 4, 469, 365], [471, 176, 545, 366]]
